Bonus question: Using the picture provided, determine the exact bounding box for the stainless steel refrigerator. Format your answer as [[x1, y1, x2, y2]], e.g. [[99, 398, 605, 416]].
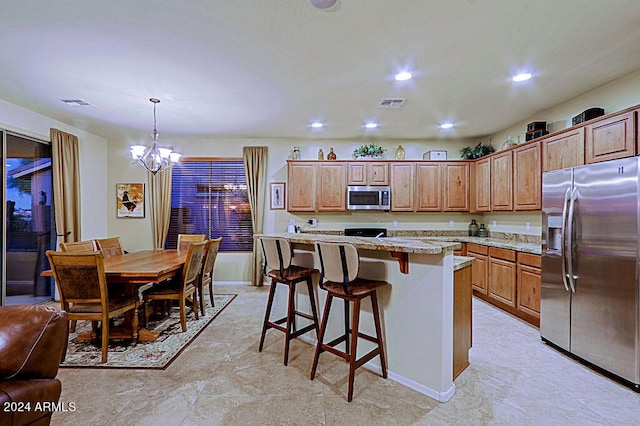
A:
[[541, 156, 640, 390]]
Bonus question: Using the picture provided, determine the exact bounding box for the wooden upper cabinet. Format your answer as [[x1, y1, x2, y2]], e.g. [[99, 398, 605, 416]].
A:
[[513, 142, 541, 210], [390, 162, 415, 211], [442, 162, 469, 211], [543, 128, 585, 172], [287, 162, 316, 212], [415, 162, 442, 211], [472, 158, 491, 212], [490, 151, 513, 211], [585, 111, 636, 164], [316, 163, 347, 211], [347, 162, 389, 186]]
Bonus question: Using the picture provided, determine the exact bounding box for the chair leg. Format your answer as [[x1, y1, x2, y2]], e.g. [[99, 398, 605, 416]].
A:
[[370, 291, 387, 378], [311, 294, 333, 380], [69, 320, 77, 333], [283, 281, 296, 366], [144, 298, 150, 328], [101, 317, 109, 363], [132, 304, 139, 343], [209, 282, 215, 308], [343, 299, 350, 354], [179, 297, 187, 332], [198, 281, 206, 317], [306, 278, 320, 337], [347, 298, 360, 402], [193, 291, 199, 321], [259, 281, 278, 352]]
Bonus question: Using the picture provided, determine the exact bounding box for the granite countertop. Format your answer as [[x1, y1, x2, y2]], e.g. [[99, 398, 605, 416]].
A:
[[453, 256, 475, 271], [416, 236, 541, 255], [259, 233, 461, 255]]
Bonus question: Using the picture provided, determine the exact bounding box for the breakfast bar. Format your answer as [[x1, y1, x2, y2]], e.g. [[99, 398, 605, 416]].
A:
[[260, 232, 470, 402]]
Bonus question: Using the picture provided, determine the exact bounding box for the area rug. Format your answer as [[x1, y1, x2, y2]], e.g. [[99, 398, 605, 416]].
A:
[[60, 294, 236, 369]]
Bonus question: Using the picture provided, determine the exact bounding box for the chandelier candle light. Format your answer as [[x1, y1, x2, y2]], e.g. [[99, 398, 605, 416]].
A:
[[130, 98, 181, 174]]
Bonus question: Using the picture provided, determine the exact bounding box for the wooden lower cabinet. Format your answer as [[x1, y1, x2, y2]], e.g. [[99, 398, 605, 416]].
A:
[[517, 252, 541, 324], [470, 245, 540, 327], [488, 247, 517, 307], [467, 243, 488, 295], [453, 264, 472, 380]]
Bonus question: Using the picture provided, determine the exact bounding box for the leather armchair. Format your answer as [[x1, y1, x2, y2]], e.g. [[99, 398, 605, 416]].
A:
[[0, 305, 68, 426]]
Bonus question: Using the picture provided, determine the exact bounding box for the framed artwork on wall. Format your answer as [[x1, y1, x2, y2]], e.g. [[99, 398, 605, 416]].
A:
[[270, 182, 286, 210], [116, 183, 145, 218]]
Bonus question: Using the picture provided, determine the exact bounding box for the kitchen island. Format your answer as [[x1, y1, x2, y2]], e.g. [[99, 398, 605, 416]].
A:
[[258, 233, 470, 402]]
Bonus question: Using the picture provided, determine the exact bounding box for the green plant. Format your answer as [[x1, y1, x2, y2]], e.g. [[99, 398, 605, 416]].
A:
[[460, 143, 496, 159], [353, 143, 386, 158]]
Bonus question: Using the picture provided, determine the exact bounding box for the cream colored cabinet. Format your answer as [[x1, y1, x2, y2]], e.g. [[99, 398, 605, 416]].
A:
[[517, 252, 541, 320], [390, 162, 415, 211], [316, 163, 347, 211], [490, 151, 513, 211], [467, 243, 488, 295], [585, 111, 636, 164], [442, 162, 469, 211], [287, 162, 316, 212], [472, 157, 491, 212], [415, 162, 441, 211], [347, 162, 389, 186], [488, 247, 517, 308], [513, 142, 541, 210], [543, 128, 585, 172]]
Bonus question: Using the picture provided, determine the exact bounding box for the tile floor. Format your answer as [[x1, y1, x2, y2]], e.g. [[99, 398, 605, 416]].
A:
[[52, 284, 640, 425]]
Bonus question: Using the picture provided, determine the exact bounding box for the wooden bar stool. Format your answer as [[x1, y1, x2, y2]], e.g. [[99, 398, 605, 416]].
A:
[[258, 237, 320, 366], [310, 241, 388, 402]]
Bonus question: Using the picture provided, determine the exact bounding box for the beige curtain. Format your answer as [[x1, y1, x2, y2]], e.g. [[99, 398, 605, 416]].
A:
[[243, 146, 268, 286], [50, 129, 81, 247], [149, 168, 173, 249]]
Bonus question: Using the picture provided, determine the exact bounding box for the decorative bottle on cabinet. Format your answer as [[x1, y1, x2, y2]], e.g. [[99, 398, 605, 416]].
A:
[[468, 219, 479, 236], [318, 148, 324, 160], [477, 223, 489, 238], [327, 147, 337, 160], [395, 145, 406, 160]]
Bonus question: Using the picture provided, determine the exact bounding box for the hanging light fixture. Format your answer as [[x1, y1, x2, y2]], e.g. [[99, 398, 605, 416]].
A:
[[130, 98, 181, 174]]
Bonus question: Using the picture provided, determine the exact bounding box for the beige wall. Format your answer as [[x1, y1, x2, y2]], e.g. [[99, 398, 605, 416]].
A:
[[0, 99, 109, 241]]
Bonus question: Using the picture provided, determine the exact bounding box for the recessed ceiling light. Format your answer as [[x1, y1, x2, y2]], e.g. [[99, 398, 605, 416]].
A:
[[310, 121, 324, 128], [395, 72, 412, 81], [512, 73, 532, 82], [364, 122, 379, 129], [439, 122, 454, 129]]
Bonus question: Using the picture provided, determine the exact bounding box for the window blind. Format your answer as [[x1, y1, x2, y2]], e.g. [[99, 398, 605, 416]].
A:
[[166, 160, 253, 251]]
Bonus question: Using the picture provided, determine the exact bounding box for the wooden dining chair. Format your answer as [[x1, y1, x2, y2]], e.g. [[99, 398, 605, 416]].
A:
[[143, 241, 206, 332], [58, 240, 98, 333], [94, 237, 125, 258], [197, 237, 223, 315], [177, 234, 206, 251], [59, 240, 96, 252], [45, 250, 139, 363]]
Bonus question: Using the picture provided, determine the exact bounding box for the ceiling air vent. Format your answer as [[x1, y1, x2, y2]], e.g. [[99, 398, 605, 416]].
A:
[[378, 98, 406, 109], [61, 99, 93, 107]]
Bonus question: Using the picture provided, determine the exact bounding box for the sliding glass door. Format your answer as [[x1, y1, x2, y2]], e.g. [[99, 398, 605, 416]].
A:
[[2, 131, 55, 305]]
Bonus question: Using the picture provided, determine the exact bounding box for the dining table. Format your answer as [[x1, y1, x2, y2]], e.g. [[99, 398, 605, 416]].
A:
[[43, 249, 188, 341]]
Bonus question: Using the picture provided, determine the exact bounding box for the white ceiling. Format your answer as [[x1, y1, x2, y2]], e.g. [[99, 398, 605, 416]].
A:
[[1, 0, 640, 142]]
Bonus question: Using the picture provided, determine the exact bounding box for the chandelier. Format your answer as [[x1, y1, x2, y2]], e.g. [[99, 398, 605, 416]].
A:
[[130, 98, 181, 174]]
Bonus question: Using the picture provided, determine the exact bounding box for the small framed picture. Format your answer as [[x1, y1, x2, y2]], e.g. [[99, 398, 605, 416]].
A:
[[270, 182, 286, 210], [116, 183, 145, 218]]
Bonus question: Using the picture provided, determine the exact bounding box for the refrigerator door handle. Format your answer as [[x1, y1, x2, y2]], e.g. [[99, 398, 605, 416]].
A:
[[566, 187, 578, 292], [560, 187, 571, 292]]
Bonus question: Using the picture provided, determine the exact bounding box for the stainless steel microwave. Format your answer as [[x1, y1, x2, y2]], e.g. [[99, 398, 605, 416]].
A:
[[347, 186, 391, 211]]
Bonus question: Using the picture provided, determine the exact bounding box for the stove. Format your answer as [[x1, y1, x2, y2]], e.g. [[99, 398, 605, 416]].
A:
[[344, 228, 387, 237]]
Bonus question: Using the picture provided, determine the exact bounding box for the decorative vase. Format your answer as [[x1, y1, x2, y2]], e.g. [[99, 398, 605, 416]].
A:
[[395, 145, 406, 160], [477, 223, 489, 238], [468, 219, 479, 236], [318, 148, 324, 160], [292, 146, 301, 160], [327, 147, 337, 160]]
